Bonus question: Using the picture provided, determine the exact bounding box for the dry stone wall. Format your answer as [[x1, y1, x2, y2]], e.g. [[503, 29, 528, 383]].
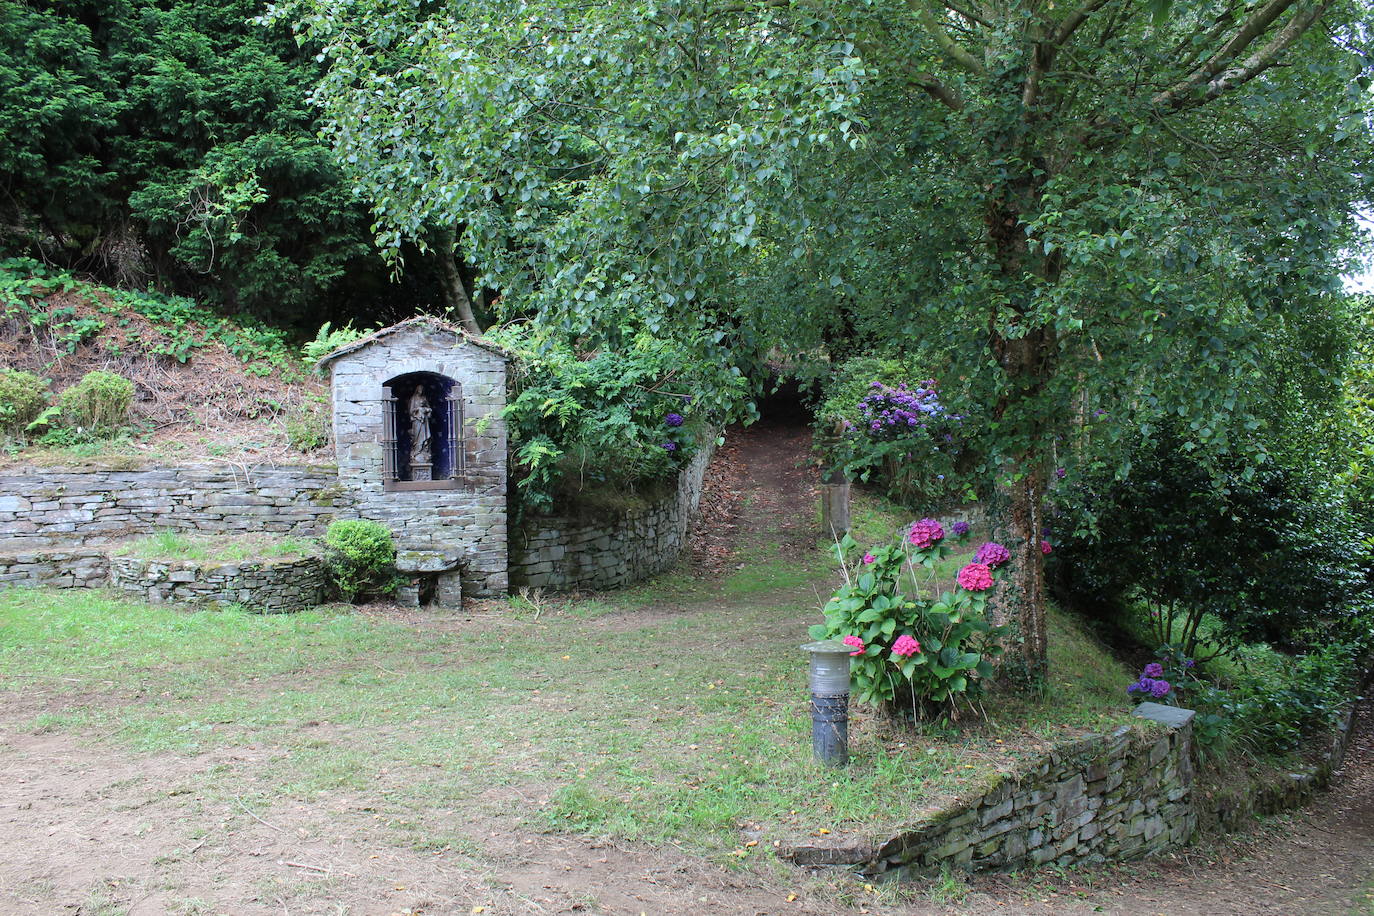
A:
[[867, 704, 1196, 875], [108, 554, 325, 612], [0, 464, 344, 548], [0, 546, 111, 589], [509, 440, 715, 591]]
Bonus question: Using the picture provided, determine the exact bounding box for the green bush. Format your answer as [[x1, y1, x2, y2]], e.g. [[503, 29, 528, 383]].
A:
[[58, 370, 134, 432], [323, 519, 400, 602], [488, 325, 750, 516], [812, 356, 976, 510], [0, 369, 48, 435], [1050, 420, 1373, 655]]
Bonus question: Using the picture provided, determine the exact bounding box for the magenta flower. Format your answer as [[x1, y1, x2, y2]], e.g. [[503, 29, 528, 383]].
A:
[[908, 518, 944, 549], [956, 562, 994, 592], [842, 635, 865, 656], [1040, 539, 1053, 556], [862, 553, 876, 564], [892, 635, 921, 658], [974, 541, 1010, 568]]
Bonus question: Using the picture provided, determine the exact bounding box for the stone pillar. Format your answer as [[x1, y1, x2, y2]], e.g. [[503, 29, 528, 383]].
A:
[[435, 569, 464, 609], [820, 469, 851, 538]]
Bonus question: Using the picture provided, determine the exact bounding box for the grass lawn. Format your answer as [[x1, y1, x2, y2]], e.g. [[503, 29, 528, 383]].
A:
[[0, 493, 1138, 913]]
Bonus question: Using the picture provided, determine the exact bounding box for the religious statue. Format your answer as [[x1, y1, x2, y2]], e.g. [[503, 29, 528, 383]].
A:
[[408, 388, 433, 478]]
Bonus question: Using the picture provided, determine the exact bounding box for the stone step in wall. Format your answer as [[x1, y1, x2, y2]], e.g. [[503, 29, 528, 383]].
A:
[[0, 463, 348, 548]]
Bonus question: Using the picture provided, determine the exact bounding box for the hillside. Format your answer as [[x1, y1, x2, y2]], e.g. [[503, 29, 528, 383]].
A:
[[0, 258, 327, 466]]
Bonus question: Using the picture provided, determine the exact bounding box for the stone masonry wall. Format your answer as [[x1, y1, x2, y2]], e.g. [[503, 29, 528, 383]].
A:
[[0, 546, 111, 590], [0, 464, 345, 550], [862, 704, 1196, 875], [108, 554, 325, 612], [509, 439, 716, 592], [326, 322, 508, 597]]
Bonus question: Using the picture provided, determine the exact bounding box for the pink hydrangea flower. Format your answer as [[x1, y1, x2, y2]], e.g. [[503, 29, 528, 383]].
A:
[[974, 541, 1010, 568], [907, 518, 944, 549], [891, 635, 921, 658], [956, 562, 994, 591], [862, 553, 876, 564], [1040, 540, 1053, 556], [842, 635, 865, 656]]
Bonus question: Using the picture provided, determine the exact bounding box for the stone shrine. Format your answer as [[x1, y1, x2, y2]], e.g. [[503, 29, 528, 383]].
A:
[[318, 317, 509, 605]]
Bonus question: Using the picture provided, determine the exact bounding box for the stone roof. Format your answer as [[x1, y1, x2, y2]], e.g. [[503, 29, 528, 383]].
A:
[[315, 316, 512, 369]]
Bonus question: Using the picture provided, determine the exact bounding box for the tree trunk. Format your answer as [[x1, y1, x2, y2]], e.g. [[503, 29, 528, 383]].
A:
[[989, 465, 1049, 680], [435, 225, 482, 335]]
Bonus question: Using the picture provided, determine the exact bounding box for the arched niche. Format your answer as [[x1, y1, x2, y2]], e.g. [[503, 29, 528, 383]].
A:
[[381, 371, 464, 490]]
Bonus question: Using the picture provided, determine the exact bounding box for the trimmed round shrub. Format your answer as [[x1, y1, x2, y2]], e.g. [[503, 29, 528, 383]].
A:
[[0, 369, 48, 435], [59, 370, 134, 431], [324, 519, 400, 602]]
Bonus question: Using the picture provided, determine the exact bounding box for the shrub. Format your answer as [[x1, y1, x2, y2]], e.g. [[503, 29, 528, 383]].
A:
[[814, 357, 974, 508], [809, 522, 1005, 721], [0, 369, 48, 435], [302, 322, 370, 368], [323, 519, 400, 602], [1050, 421, 1373, 655], [58, 370, 134, 432], [489, 325, 749, 516]]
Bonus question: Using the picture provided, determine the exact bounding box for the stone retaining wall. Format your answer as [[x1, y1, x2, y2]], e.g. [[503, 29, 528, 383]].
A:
[[865, 704, 1195, 875], [0, 546, 110, 589], [108, 554, 325, 612], [0, 464, 346, 548], [509, 440, 716, 591]]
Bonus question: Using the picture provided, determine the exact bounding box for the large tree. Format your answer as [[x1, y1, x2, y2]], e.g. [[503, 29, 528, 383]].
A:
[[282, 0, 1372, 675]]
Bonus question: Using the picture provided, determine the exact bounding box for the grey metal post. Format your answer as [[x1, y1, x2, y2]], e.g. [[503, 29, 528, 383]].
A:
[[801, 640, 852, 766]]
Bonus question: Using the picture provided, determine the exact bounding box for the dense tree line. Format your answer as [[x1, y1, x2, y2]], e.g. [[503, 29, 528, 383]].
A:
[[0, 0, 449, 332]]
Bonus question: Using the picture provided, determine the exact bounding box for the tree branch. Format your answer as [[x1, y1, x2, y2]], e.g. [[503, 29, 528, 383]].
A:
[[911, 70, 967, 110], [1051, 0, 1117, 47], [1152, 0, 1332, 112], [911, 0, 987, 75], [1151, 0, 1300, 108]]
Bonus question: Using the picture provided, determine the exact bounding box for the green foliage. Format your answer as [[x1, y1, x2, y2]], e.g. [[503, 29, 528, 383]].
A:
[[0, 369, 48, 435], [1051, 421, 1374, 656], [323, 519, 400, 602], [490, 324, 750, 515], [815, 359, 975, 508], [1187, 643, 1358, 760], [0, 0, 412, 330], [1, 257, 304, 374], [809, 527, 1004, 719], [301, 322, 370, 367], [59, 371, 133, 433], [284, 395, 330, 452]]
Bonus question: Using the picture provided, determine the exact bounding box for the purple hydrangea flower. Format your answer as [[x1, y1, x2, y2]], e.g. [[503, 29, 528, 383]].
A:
[[1184, 659, 1196, 668], [1143, 663, 1164, 678], [665, 413, 684, 427], [974, 541, 1010, 568], [1150, 679, 1172, 698], [1055, 467, 1066, 479], [952, 521, 970, 537], [661, 442, 678, 452]]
